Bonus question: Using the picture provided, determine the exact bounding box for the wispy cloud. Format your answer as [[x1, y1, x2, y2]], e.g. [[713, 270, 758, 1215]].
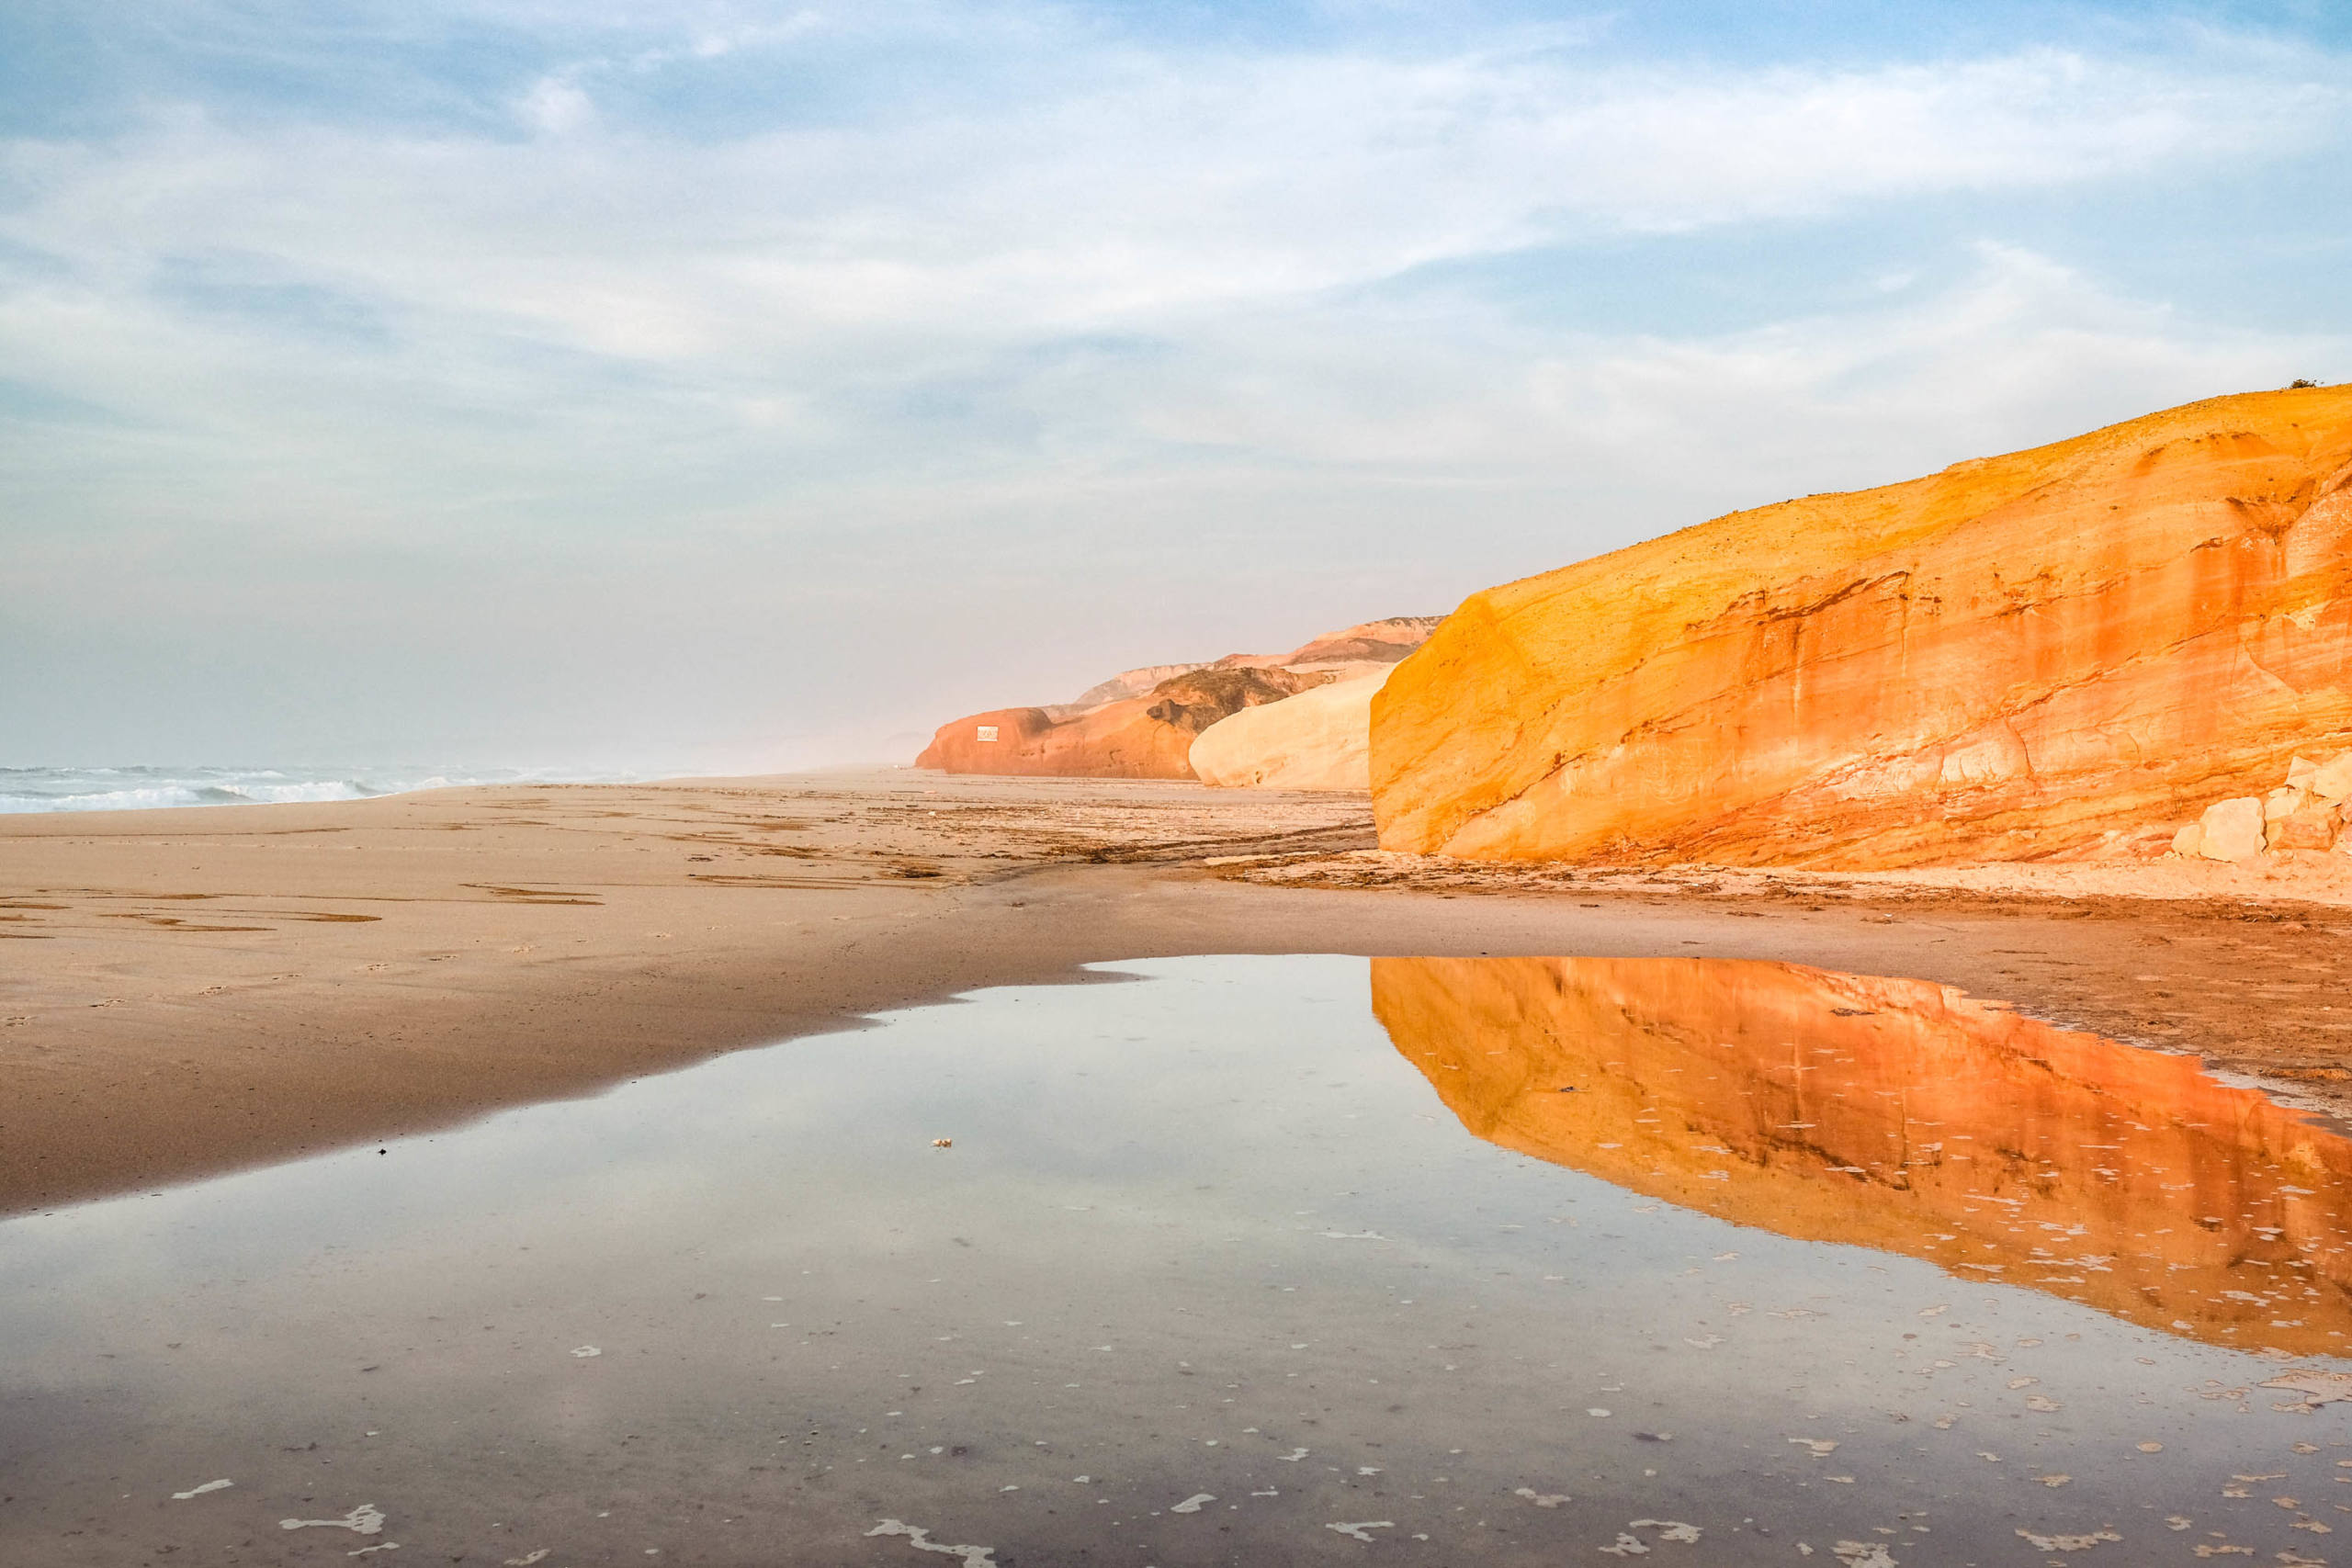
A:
[[1, 3, 2346, 763]]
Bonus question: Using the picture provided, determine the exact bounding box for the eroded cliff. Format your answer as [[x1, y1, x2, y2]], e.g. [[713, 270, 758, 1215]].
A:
[[915, 667, 1326, 779], [919, 615, 1442, 780], [1372, 387, 2352, 865]]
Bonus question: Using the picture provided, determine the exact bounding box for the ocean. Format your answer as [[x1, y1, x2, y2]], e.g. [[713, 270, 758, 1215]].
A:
[[0, 764, 616, 815]]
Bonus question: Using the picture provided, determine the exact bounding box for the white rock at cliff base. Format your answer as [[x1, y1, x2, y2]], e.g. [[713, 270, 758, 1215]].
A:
[[2198, 796, 2266, 863], [2303, 752, 2352, 803]]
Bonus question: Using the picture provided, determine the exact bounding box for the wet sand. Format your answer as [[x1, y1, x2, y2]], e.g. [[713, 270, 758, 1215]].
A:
[[5, 770, 2352, 1217]]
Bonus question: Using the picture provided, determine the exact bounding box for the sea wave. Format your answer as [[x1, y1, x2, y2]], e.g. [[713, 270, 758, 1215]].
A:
[[0, 766, 577, 815]]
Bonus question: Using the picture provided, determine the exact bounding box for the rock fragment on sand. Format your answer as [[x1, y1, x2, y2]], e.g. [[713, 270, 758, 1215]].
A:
[[2198, 797, 2265, 863]]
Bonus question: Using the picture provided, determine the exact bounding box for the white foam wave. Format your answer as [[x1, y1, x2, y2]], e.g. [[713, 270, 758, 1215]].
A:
[[0, 766, 617, 815]]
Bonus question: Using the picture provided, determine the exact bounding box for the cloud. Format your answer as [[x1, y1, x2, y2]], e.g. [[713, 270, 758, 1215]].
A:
[[515, 74, 594, 135], [1, 4, 2346, 762], [9, 25, 2343, 359]]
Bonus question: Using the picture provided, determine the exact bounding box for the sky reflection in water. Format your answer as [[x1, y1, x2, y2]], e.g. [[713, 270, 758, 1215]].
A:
[[2, 954, 2348, 1566]]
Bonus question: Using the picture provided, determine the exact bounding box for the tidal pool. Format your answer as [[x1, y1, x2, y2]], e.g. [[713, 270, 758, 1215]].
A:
[[4, 955, 2348, 1566]]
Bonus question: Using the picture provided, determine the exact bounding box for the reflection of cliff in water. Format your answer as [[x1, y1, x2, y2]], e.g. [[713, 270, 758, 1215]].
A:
[[1372, 956, 2352, 1355]]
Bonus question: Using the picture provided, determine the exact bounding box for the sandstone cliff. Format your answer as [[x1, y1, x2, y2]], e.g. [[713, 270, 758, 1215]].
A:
[[1372, 954, 2352, 1356], [1373, 387, 2352, 865], [1190, 671, 1388, 791], [918, 615, 1442, 780], [915, 667, 1326, 779], [1215, 616, 1446, 671]]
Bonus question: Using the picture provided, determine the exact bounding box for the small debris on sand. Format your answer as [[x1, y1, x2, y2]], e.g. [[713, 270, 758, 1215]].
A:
[[2262, 1371, 2352, 1411], [280, 1504, 386, 1536], [1326, 1521, 1393, 1542], [171, 1479, 232, 1500], [1170, 1494, 1215, 1514], [932, 1138, 953, 1148], [1513, 1488, 1569, 1507], [1787, 1438, 1838, 1456], [865, 1518, 996, 1566], [1831, 1542, 1896, 1568], [1601, 1519, 1703, 1555], [570, 1345, 601, 1359], [2016, 1529, 2119, 1551]]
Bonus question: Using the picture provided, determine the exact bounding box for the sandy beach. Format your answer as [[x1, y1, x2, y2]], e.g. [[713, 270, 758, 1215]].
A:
[[8, 771, 2352, 1219]]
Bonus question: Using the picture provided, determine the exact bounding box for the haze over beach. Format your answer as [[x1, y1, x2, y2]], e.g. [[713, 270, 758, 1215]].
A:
[[8, 5, 2352, 1566]]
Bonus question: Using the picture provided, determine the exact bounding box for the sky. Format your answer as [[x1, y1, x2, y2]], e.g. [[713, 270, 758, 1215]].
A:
[[3, 1, 2347, 772]]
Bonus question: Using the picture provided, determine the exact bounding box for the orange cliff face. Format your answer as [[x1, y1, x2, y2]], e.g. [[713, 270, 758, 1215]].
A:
[[915, 667, 1328, 779], [1371, 955, 2352, 1357], [1371, 386, 2352, 865], [915, 615, 1446, 780]]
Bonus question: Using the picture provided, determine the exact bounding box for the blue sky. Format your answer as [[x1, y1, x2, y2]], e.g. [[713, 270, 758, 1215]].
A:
[[4, 1, 2347, 768]]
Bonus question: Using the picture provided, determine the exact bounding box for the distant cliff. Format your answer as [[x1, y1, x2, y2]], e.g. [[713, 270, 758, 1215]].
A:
[[1372, 386, 2352, 866], [917, 616, 1442, 780], [1189, 671, 1388, 792]]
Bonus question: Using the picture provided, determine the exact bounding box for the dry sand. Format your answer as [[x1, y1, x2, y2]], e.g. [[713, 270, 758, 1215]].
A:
[[5, 768, 2350, 1216]]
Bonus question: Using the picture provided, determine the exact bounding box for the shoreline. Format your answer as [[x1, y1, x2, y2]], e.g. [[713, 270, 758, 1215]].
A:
[[6, 771, 2351, 1218]]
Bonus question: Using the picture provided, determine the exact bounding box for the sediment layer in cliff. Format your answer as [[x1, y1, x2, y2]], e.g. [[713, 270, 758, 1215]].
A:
[[1372, 386, 2352, 866]]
